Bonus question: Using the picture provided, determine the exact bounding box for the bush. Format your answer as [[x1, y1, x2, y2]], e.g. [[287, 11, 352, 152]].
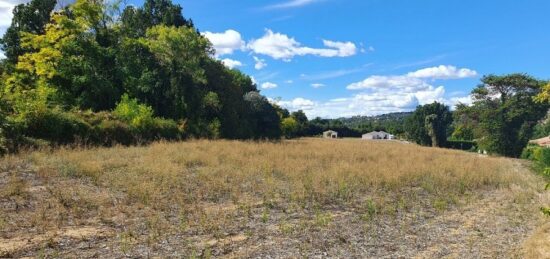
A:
[[138, 118, 181, 141], [521, 145, 539, 160], [534, 147, 550, 168], [446, 140, 477, 151], [21, 108, 92, 144], [521, 145, 550, 170], [93, 119, 135, 146], [112, 94, 183, 142], [113, 94, 155, 129]]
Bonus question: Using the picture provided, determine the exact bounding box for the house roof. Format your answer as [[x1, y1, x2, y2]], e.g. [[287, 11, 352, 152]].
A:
[[529, 136, 550, 146]]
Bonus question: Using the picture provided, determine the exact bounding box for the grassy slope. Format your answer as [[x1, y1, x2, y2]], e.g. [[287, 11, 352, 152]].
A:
[[0, 138, 548, 257]]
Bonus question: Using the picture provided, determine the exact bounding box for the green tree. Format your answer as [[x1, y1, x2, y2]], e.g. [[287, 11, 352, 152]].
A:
[[471, 74, 548, 157], [450, 103, 478, 141], [243, 91, 281, 139], [0, 0, 56, 64], [404, 102, 452, 147], [281, 117, 299, 139], [120, 0, 193, 38], [291, 110, 309, 136]]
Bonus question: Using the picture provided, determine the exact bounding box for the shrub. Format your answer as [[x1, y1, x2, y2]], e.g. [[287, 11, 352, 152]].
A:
[[113, 94, 155, 129], [521, 145, 539, 160], [113, 94, 182, 141], [446, 140, 477, 151], [139, 118, 181, 141], [21, 108, 92, 144], [93, 119, 135, 146], [534, 147, 550, 168], [521, 145, 550, 173]]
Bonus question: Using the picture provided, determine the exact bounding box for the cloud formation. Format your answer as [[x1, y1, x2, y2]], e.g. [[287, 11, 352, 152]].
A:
[[347, 65, 477, 90], [253, 56, 267, 70], [247, 29, 357, 61], [264, 0, 321, 10], [261, 82, 278, 89], [275, 65, 477, 118], [275, 97, 316, 111], [221, 58, 243, 69], [407, 65, 477, 79], [202, 29, 245, 57], [311, 83, 325, 88]]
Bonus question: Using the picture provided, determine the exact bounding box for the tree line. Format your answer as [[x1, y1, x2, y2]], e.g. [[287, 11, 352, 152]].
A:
[[0, 0, 290, 153], [1, 0, 549, 159], [403, 74, 550, 158]]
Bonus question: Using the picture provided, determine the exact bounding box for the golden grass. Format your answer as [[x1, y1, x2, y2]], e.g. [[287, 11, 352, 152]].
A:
[[0, 138, 546, 257], [29, 138, 524, 208]]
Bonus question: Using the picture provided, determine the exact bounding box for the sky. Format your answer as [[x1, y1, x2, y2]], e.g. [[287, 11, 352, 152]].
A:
[[1, 0, 550, 118]]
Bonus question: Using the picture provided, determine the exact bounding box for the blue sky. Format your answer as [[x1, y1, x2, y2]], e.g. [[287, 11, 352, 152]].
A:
[[1, 0, 549, 118]]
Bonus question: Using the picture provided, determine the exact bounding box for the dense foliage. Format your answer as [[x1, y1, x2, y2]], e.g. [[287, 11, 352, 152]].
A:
[[0, 0, 285, 152], [336, 112, 409, 135], [404, 102, 452, 147], [453, 74, 549, 157]]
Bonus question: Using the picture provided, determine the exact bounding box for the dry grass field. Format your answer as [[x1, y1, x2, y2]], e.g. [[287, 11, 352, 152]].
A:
[[0, 138, 549, 258]]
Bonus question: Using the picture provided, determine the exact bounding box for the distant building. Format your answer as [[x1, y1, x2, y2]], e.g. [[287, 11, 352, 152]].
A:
[[323, 130, 338, 139], [362, 131, 395, 140], [529, 136, 550, 147]]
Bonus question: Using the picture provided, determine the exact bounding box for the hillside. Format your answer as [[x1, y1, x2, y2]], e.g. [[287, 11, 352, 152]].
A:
[[1, 138, 548, 257]]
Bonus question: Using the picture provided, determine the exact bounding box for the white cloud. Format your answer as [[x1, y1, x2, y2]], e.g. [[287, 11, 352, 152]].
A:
[[264, 0, 321, 10], [253, 56, 267, 70], [347, 75, 429, 90], [322, 40, 357, 57], [276, 88, 447, 119], [221, 58, 243, 69], [273, 65, 476, 118], [261, 82, 278, 89], [285, 80, 293, 84], [407, 65, 477, 79], [311, 83, 325, 88], [202, 29, 245, 57], [274, 97, 316, 111], [247, 29, 357, 61], [0, 0, 30, 27]]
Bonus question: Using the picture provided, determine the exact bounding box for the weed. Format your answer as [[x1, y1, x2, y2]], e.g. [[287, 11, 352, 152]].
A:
[[361, 199, 378, 221], [261, 208, 269, 223], [314, 211, 333, 227], [433, 198, 448, 212]]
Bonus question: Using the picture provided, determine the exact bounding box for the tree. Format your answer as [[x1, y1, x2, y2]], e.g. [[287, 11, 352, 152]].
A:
[[243, 91, 281, 139], [281, 117, 299, 139], [0, 0, 284, 146], [470, 74, 548, 157], [0, 0, 56, 64], [450, 103, 478, 141], [120, 0, 193, 38], [424, 114, 438, 147], [404, 102, 452, 147], [290, 110, 308, 136]]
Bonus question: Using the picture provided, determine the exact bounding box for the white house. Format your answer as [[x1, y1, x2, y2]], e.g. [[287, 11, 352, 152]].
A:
[[323, 130, 338, 139], [362, 131, 395, 140]]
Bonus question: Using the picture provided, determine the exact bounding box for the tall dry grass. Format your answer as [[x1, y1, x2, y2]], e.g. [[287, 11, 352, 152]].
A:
[[28, 138, 526, 209], [2, 138, 541, 257]]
